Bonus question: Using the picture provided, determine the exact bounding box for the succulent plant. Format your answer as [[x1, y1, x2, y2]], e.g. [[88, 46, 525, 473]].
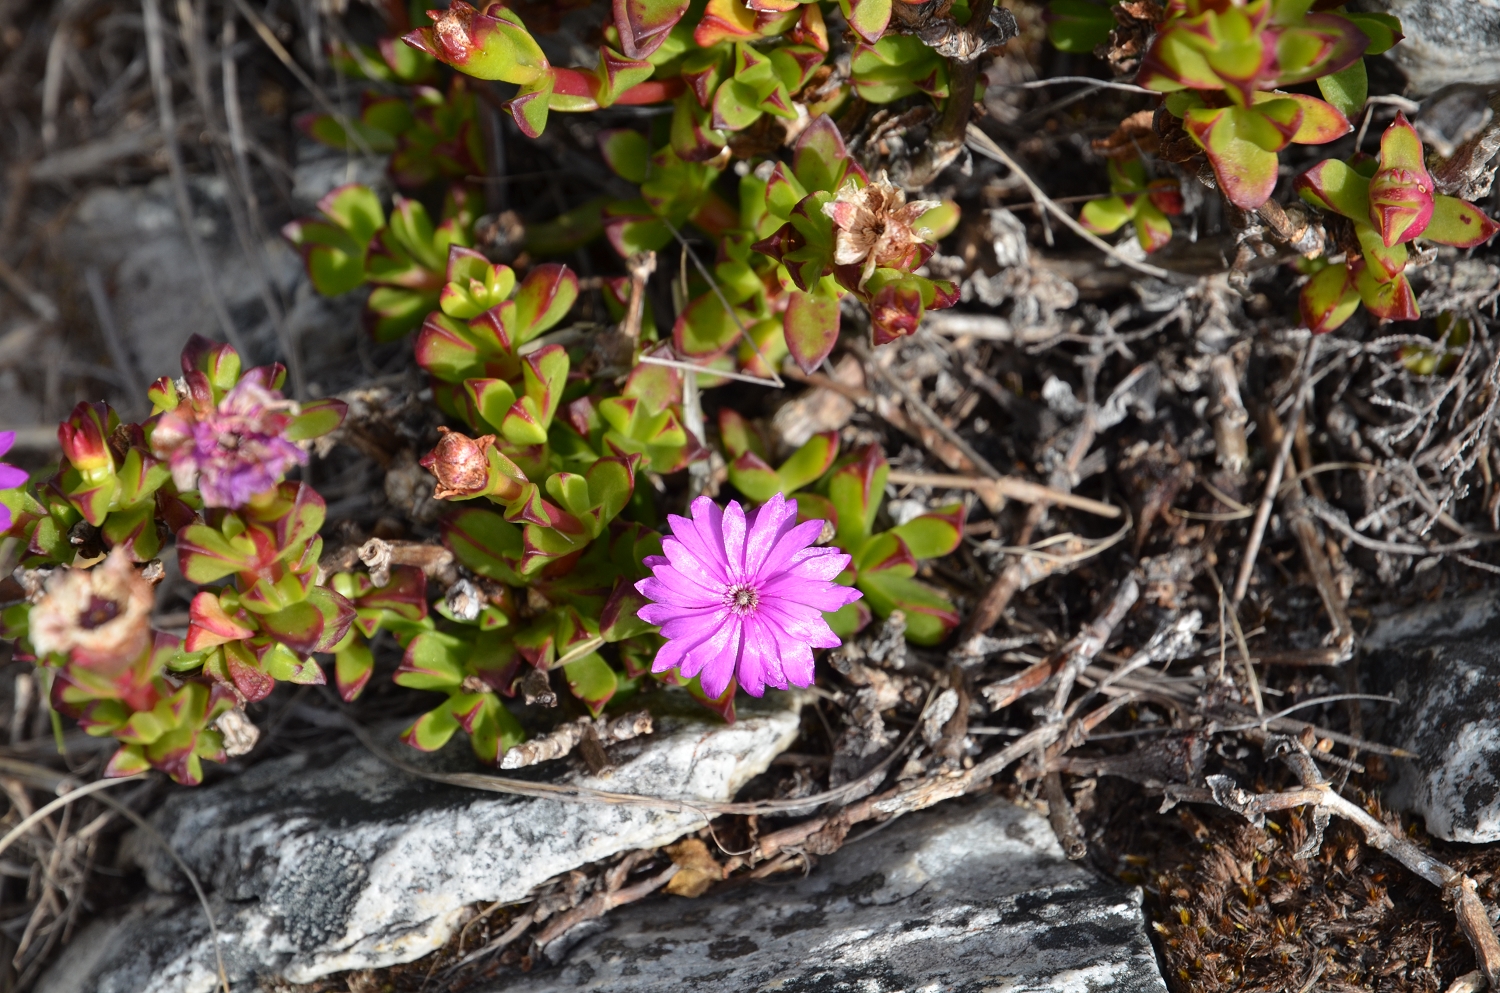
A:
[[1295, 115, 1500, 334], [1138, 0, 1402, 209]]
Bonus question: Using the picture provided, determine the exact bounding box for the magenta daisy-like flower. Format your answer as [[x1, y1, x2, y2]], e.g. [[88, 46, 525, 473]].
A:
[[635, 493, 862, 699], [0, 431, 28, 532], [151, 372, 307, 509]]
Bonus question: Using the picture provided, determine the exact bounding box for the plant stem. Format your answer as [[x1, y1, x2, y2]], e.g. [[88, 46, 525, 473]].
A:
[[901, 0, 993, 188]]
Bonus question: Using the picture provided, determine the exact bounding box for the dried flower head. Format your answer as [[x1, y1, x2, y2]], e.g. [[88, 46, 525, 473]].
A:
[[152, 374, 306, 508], [0, 431, 27, 533], [420, 427, 501, 499], [635, 494, 862, 698], [822, 177, 940, 288], [30, 547, 154, 673]]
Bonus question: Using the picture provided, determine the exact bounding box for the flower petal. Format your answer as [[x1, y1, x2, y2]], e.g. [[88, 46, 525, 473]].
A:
[[743, 493, 797, 580], [0, 432, 13, 459], [637, 571, 723, 609], [720, 499, 748, 580], [693, 616, 743, 698], [761, 577, 861, 612], [657, 606, 729, 642], [759, 600, 843, 649], [739, 616, 791, 696], [658, 541, 732, 596], [768, 620, 816, 687], [753, 518, 827, 579], [0, 464, 27, 490], [668, 498, 730, 583]]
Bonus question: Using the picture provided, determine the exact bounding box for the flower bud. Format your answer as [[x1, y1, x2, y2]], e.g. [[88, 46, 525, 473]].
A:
[[402, 2, 549, 85], [419, 427, 528, 501], [1368, 113, 1434, 247], [58, 402, 117, 475]]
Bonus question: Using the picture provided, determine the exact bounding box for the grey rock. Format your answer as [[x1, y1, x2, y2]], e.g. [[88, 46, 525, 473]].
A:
[[490, 793, 1169, 993], [1366, 599, 1500, 841], [1363, 592, 1500, 651], [61, 176, 304, 383], [38, 693, 802, 993], [1354, 0, 1500, 95]]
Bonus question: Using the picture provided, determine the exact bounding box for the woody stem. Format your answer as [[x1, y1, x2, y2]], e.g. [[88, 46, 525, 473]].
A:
[[904, 0, 994, 187], [935, 0, 992, 143]]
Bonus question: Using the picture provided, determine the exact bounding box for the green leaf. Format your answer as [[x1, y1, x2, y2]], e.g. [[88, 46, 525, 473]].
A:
[[1299, 261, 1360, 335], [443, 508, 525, 584], [792, 116, 849, 195], [673, 291, 747, 359], [335, 636, 375, 702], [828, 445, 888, 550], [598, 128, 652, 183], [1317, 59, 1367, 120], [889, 503, 965, 559], [1294, 157, 1371, 222], [838, 0, 891, 44], [728, 451, 782, 502], [1343, 12, 1403, 55], [401, 705, 462, 752], [284, 398, 349, 441], [777, 432, 839, 494], [176, 524, 259, 584], [1080, 196, 1133, 235], [1184, 105, 1288, 209], [511, 264, 580, 342], [563, 652, 619, 717], [782, 286, 841, 374], [395, 630, 469, 690], [321, 184, 385, 243], [857, 572, 960, 645], [1423, 196, 1500, 249]]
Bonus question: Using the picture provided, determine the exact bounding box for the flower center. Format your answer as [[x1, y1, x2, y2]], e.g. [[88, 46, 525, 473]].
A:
[[725, 583, 759, 615], [80, 595, 121, 630]]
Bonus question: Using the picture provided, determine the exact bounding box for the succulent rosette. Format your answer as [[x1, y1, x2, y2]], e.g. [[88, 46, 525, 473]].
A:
[[1295, 114, 1500, 334], [1138, 0, 1403, 209]]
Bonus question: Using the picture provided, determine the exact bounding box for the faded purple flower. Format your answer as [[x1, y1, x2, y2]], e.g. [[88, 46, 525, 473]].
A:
[[151, 373, 306, 508], [635, 493, 862, 698], [0, 431, 27, 532]]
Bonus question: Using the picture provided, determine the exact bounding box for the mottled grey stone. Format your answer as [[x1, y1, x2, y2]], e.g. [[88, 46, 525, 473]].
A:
[[1366, 596, 1500, 842], [489, 794, 1169, 993], [37, 693, 802, 993], [1354, 0, 1500, 95]]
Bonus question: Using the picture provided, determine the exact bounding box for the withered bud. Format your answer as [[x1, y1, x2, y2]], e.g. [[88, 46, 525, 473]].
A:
[[419, 427, 500, 500], [29, 547, 154, 673], [215, 708, 261, 757], [445, 578, 484, 622]]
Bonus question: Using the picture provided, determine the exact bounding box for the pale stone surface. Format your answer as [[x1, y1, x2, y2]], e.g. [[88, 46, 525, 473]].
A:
[[1354, 0, 1500, 95], [491, 793, 1169, 993], [1368, 633, 1500, 843], [37, 693, 802, 993], [1366, 595, 1500, 842]]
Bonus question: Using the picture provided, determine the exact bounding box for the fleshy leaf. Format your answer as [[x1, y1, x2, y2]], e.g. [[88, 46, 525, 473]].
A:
[[1184, 105, 1288, 210], [1316, 59, 1367, 121], [1294, 158, 1370, 223], [614, 0, 691, 59], [1300, 262, 1360, 335], [1423, 196, 1500, 249], [782, 287, 841, 374]]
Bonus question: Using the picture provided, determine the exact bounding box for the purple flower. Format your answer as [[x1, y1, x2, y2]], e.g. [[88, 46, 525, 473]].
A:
[[151, 373, 307, 508], [0, 431, 28, 532], [635, 493, 862, 698]]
